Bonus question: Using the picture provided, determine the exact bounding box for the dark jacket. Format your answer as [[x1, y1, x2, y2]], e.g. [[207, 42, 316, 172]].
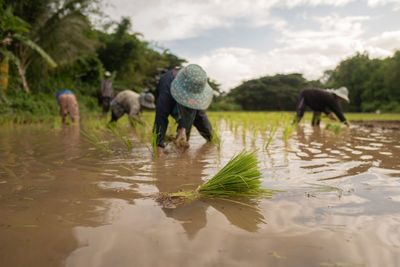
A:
[[302, 88, 346, 122]]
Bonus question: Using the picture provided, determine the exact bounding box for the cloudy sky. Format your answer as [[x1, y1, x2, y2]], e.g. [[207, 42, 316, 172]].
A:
[[103, 0, 400, 91]]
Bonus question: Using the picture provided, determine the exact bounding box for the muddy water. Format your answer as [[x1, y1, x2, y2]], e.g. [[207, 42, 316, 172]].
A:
[[0, 121, 399, 267]]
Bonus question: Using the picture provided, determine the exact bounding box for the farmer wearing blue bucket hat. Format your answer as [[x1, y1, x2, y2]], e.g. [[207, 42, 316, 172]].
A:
[[153, 64, 214, 155]]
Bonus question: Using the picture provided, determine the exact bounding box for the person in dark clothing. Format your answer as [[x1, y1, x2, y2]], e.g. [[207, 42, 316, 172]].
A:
[[100, 71, 114, 114], [294, 87, 350, 126], [153, 64, 213, 156]]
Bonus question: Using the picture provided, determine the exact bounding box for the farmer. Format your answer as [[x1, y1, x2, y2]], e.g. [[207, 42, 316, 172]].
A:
[[153, 64, 213, 156], [100, 71, 114, 114], [293, 87, 350, 126], [109, 90, 155, 123], [56, 89, 79, 124]]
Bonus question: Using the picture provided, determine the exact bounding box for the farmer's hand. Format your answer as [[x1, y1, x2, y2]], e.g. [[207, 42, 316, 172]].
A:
[[175, 128, 189, 150], [328, 113, 336, 121]]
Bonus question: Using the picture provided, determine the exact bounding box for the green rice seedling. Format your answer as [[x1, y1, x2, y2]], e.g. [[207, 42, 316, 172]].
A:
[[107, 124, 133, 150], [156, 150, 278, 207], [303, 182, 343, 198], [250, 123, 259, 146], [211, 124, 222, 150], [80, 128, 113, 154], [264, 124, 278, 150], [282, 122, 295, 141], [325, 122, 342, 135], [150, 128, 158, 158]]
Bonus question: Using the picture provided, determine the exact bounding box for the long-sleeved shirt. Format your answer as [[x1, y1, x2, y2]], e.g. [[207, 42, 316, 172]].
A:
[[302, 88, 347, 122], [153, 69, 213, 148], [111, 90, 141, 118], [153, 70, 177, 148], [100, 79, 113, 97]]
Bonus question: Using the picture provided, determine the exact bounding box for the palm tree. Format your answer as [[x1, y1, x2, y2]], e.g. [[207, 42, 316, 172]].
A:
[[0, 5, 56, 92], [2, 0, 99, 92]]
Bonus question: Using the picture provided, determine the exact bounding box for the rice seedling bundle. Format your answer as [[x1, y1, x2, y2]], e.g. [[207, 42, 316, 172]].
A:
[[156, 150, 277, 207]]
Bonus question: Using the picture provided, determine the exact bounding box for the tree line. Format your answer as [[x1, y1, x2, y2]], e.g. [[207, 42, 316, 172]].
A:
[[0, 0, 186, 115], [214, 52, 400, 113], [1, 0, 399, 115]]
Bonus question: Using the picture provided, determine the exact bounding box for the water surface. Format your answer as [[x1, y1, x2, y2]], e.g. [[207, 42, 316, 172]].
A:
[[0, 120, 399, 267]]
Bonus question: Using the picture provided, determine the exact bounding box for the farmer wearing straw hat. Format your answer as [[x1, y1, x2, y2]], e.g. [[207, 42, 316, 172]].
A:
[[293, 87, 350, 126], [153, 64, 213, 155], [56, 89, 79, 124], [109, 90, 155, 124], [100, 71, 114, 114]]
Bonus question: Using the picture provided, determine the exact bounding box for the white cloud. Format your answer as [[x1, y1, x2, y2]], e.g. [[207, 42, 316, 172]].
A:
[[367, 0, 400, 9], [103, 0, 360, 42], [103, 1, 400, 92], [365, 30, 400, 57], [191, 14, 400, 91]]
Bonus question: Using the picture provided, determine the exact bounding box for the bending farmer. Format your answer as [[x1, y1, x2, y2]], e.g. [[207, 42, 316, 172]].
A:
[[56, 90, 79, 124], [153, 64, 214, 155], [110, 90, 155, 123], [294, 87, 350, 126]]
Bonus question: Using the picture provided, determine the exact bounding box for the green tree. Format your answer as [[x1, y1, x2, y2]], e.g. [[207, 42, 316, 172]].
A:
[[228, 73, 319, 110], [0, 4, 56, 92], [5, 0, 99, 92], [97, 17, 186, 93]]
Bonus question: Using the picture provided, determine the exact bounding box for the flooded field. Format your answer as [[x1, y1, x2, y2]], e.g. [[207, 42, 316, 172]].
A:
[[0, 112, 400, 267]]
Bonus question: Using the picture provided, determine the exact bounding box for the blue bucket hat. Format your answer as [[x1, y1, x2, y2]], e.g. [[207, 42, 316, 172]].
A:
[[171, 64, 213, 110]]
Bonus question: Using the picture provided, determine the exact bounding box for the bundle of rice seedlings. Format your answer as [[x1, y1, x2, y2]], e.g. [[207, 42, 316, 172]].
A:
[[156, 150, 277, 208]]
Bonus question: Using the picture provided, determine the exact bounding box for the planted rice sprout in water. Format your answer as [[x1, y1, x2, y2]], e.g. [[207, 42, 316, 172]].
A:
[[148, 128, 158, 158], [80, 128, 113, 154], [282, 121, 295, 141], [210, 124, 222, 150], [156, 150, 278, 208], [325, 122, 342, 135], [264, 124, 278, 150], [107, 124, 133, 150]]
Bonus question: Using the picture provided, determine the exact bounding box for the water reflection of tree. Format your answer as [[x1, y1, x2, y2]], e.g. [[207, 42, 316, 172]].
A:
[[154, 144, 266, 238]]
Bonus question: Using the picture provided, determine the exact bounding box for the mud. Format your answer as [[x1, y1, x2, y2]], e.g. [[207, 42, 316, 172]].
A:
[[0, 121, 399, 267]]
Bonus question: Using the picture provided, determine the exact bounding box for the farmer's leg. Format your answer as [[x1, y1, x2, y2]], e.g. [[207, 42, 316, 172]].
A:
[[312, 111, 321, 126], [58, 94, 68, 124], [102, 97, 111, 113], [193, 110, 213, 142], [68, 95, 79, 123]]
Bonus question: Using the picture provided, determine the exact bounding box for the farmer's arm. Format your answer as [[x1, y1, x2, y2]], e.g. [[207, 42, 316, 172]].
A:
[[327, 98, 347, 124]]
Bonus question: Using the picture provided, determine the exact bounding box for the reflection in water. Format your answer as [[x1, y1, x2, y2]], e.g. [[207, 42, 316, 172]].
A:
[[154, 144, 266, 238], [1, 122, 400, 266], [294, 125, 400, 181]]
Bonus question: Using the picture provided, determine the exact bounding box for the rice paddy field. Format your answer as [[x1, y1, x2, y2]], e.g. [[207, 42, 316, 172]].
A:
[[1, 111, 400, 267]]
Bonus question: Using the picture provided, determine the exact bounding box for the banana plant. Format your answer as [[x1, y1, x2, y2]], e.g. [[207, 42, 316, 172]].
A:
[[0, 5, 56, 92]]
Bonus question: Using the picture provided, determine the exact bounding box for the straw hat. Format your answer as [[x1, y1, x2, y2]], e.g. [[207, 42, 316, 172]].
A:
[[332, 87, 350, 103], [105, 71, 111, 77], [170, 64, 213, 110], [139, 92, 156, 109]]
